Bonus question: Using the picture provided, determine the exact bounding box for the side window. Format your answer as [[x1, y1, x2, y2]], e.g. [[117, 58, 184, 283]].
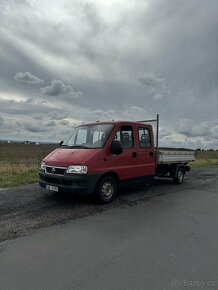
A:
[[114, 126, 134, 149], [138, 128, 151, 148]]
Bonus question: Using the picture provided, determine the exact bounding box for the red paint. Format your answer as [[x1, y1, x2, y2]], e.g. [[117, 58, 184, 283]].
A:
[[43, 121, 156, 182]]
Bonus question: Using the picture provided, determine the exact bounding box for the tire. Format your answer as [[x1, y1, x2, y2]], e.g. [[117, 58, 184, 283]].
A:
[[173, 167, 184, 184], [96, 175, 117, 203]]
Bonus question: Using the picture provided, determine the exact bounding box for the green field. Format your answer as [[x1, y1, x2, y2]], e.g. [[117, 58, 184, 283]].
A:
[[0, 144, 218, 187]]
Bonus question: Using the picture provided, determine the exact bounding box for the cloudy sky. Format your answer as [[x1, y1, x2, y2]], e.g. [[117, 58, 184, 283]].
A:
[[0, 0, 218, 148]]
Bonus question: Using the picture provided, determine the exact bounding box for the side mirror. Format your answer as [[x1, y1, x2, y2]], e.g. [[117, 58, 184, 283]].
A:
[[59, 140, 64, 147], [110, 140, 123, 155]]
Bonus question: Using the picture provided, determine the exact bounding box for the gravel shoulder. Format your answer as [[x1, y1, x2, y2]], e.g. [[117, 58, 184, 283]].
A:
[[0, 166, 218, 242]]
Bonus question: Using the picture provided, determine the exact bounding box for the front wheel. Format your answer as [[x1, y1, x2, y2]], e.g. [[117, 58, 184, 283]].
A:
[[96, 176, 117, 203], [173, 168, 184, 184]]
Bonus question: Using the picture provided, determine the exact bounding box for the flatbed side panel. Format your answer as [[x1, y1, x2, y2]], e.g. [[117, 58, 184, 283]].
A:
[[157, 150, 196, 164]]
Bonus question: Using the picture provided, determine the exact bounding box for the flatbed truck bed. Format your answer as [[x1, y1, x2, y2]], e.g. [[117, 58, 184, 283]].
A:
[[157, 150, 195, 164]]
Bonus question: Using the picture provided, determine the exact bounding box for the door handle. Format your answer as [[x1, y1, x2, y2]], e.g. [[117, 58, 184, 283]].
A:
[[149, 151, 154, 157], [132, 152, 137, 158]]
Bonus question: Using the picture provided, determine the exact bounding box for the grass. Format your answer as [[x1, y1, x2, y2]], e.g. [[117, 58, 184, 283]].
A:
[[0, 143, 57, 187], [0, 167, 39, 187], [190, 151, 218, 169], [0, 144, 218, 187]]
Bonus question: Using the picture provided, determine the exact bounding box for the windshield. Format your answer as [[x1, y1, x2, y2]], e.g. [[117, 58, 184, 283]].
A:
[[62, 123, 114, 149]]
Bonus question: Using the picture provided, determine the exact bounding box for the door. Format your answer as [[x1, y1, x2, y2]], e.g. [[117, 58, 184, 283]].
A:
[[136, 126, 156, 179], [107, 124, 140, 181]]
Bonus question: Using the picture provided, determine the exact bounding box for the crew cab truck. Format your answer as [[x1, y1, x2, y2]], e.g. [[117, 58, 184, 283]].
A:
[[39, 115, 195, 203]]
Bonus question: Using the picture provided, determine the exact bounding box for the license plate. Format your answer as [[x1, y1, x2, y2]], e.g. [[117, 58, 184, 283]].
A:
[[46, 184, 58, 192]]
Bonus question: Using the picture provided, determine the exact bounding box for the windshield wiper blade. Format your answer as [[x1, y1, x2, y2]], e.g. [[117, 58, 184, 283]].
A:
[[60, 144, 70, 148]]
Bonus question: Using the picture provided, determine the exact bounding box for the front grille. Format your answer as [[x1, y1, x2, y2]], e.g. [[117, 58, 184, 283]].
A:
[[46, 166, 66, 175]]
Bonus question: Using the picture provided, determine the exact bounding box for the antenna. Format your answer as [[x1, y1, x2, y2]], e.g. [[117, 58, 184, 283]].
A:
[[156, 114, 159, 150]]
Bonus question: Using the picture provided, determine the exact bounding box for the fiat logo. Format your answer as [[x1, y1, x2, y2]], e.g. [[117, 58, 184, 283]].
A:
[[51, 167, 56, 174]]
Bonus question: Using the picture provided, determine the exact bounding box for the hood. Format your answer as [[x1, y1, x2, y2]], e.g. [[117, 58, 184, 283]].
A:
[[43, 148, 101, 167]]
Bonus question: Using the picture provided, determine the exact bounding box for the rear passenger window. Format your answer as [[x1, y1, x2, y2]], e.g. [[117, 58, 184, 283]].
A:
[[138, 128, 151, 148], [114, 126, 134, 149]]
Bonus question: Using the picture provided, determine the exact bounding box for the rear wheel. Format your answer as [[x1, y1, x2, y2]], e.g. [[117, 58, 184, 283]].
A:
[[96, 175, 117, 203], [173, 167, 184, 184]]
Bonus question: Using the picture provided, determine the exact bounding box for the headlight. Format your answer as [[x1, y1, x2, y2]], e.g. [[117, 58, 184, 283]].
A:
[[40, 161, 46, 170], [66, 165, 88, 174]]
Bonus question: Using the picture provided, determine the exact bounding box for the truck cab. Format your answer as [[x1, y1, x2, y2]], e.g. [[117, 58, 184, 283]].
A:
[[39, 121, 156, 203]]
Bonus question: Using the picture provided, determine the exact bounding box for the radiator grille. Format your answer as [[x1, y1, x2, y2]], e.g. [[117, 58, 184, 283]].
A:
[[46, 166, 66, 175]]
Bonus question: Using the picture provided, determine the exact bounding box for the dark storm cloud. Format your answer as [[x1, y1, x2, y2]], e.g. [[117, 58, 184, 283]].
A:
[[47, 111, 68, 120], [176, 118, 218, 139], [24, 123, 46, 133], [0, 116, 4, 126], [0, 100, 51, 116], [46, 121, 56, 127], [41, 80, 83, 98], [0, 0, 218, 148], [59, 120, 70, 126], [144, 1, 218, 98], [212, 127, 218, 139], [137, 72, 168, 100], [14, 72, 44, 84]]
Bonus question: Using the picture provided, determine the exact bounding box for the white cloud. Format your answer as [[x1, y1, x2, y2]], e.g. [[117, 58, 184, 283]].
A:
[[88, 106, 149, 122], [88, 109, 116, 121], [41, 79, 83, 98], [14, 72, 44, 84]]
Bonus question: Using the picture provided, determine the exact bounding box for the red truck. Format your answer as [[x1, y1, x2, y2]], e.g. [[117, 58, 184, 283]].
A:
[[39, 115, 195, 203]]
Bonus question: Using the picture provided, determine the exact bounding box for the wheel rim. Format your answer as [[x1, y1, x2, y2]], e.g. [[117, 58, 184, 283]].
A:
[[101, 181, 114, 199], [178, 170, 183, 183]]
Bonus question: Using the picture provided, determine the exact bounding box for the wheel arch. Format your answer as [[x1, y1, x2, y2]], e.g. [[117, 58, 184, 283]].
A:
[[95, 172, 120, 203], [96, 171, 120, 188], [172, 163, 186, 178]]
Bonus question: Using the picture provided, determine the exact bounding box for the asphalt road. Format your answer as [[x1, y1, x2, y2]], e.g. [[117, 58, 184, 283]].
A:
[[0, 167, 218, 289]]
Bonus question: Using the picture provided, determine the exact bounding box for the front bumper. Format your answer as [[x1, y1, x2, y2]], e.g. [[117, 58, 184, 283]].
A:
[[39, 170, 101, 194]]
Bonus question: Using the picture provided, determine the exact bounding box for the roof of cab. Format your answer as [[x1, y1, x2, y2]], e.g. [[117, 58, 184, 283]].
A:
[[76, 120, 153, 127]]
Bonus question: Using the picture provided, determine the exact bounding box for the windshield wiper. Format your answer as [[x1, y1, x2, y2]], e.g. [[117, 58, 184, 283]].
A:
[[60, 144, 70, 148]]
